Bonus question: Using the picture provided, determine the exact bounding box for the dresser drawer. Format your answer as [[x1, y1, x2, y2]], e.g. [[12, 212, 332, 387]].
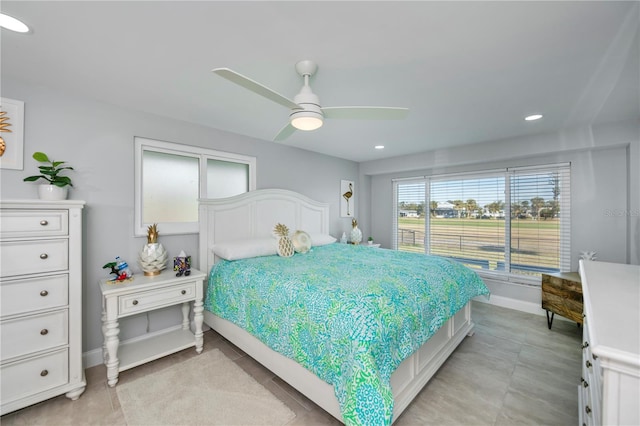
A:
[[1, 275, 69, 318], [119, 283, 195, 317], [1, 349, 69, 404], [0, 210, 68, 239], [0, 239, 68, 278], [1, 310, 68, 360]]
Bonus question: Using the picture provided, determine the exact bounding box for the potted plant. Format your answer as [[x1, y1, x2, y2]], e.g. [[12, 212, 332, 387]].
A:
[[368, 236, 374, 245], [23, 151, 74, 200]]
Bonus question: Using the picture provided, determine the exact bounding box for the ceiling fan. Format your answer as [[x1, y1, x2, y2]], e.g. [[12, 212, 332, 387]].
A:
[[212, 60, 409, 141]]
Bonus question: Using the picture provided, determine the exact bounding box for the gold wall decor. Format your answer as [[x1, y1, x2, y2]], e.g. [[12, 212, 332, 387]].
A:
[[0, 98, 25, 170], [340, 179, 355, 217], [0, 111, 12, 156]]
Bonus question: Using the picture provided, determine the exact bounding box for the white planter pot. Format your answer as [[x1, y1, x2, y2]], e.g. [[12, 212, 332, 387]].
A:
[[38, 185, 68, 201]]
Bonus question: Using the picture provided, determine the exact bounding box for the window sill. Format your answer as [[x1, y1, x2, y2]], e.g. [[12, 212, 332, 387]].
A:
[[476, 270, 542, 287]]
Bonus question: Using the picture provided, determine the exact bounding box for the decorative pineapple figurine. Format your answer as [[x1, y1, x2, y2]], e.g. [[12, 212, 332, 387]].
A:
[[138, 224, 168, 276], [273, 223, 295, 257], [350, 218, 362, 245]]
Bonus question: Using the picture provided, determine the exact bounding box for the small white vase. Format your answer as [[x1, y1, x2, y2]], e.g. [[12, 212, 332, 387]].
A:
[[350, 226, 362, 245], [38, 185, 68, 201], [138, 243, 168, 276]]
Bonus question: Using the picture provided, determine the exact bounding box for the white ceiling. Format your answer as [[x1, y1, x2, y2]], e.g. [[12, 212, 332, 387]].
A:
[[2, 1, 638, 162]]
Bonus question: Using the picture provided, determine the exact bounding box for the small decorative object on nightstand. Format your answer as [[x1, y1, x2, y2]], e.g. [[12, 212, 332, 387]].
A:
[[138, 224, 168, 276], [350, 218, 362, 245], [541, 271, 582, 329]]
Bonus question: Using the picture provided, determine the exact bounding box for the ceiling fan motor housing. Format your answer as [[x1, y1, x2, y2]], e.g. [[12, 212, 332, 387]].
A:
[[290, 86, 323, 130]]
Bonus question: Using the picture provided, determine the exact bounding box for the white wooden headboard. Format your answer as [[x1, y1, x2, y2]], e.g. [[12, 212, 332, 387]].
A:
[[198, 189, 330, 273]]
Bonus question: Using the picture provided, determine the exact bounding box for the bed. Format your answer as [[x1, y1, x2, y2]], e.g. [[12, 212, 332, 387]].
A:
[[198, 189, 489, 425]]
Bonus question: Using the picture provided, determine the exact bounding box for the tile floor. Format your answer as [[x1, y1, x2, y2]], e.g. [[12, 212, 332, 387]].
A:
[[1, 301, 582, 425]]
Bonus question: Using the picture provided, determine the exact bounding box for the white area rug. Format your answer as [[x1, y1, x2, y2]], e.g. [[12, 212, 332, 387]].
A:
[[116, 349, 296, 425]]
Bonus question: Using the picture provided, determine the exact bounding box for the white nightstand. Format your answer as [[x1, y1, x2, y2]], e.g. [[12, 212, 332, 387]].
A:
[[99, 268, 206, 387], [364, 243, 381, 248]]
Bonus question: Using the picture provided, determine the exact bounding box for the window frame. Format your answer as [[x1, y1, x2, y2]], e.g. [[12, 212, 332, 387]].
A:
[[134, 137, 256, 236], [393, 163, 570, 285]]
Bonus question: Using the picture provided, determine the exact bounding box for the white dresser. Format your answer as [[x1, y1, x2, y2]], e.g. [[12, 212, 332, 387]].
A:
[[579, 260, 640, 426], [0, 200, 86, 415]]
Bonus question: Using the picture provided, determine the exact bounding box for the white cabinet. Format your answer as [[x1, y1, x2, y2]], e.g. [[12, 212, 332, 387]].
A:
[[99, 269, 206, 387], [579, 260, 640, 426], [0, 200, 86, 415]]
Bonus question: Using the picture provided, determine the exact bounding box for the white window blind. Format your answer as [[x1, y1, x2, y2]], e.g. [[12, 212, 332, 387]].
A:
[[394, 180, 426, 253], [393, 163, 571, 281], [429, 174, 506, 270], [509, 165, 571, 275]]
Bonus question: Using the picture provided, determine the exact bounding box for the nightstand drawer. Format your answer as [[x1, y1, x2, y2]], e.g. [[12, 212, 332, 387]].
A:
[[0, 210, 68, 239], [1, 275, 69, 318], [118, 283, 196, 316], [1, 310, 68, 360], [0, 239, 69, 278], [1, 349, 69, 403]]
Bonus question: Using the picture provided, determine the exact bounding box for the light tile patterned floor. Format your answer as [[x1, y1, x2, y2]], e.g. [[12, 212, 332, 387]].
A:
[[1, 301, 582, 425]]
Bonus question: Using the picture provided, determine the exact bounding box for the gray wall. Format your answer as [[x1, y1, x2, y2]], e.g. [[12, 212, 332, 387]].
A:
[[1, 79, 359, 354], [360, 119, 640, 306]]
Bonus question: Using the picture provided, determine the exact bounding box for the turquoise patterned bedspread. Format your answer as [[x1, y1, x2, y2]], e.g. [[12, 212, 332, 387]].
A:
[[205, 243, 489, 425]]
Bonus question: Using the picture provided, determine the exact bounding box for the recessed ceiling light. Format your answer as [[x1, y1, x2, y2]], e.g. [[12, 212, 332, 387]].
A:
[[374, 145, 384, 150], [0, 13, 30, 33], [524, 114, 543, 121]]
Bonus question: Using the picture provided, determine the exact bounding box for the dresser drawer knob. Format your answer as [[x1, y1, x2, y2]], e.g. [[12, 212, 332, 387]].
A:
[[586, 360, 592, 368], [181, 290, 186, 295], [583, 380, 589, 388], [40, 253, 49, 260], [40, 329, 49, 335], [592, 353, 598, 360], [581, 342, 589, 349], [40, 290, 49, 297], [132, 300, 139, 305], [40, 220, 49, 226], [585, 405, 592, 414], [40, 370, 49, 377]]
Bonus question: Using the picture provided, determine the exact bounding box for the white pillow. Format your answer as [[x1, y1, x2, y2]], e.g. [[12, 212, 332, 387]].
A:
[[212, 238, 277, 260], [310, 233, 337, 246], [292, 230, 312, 254]]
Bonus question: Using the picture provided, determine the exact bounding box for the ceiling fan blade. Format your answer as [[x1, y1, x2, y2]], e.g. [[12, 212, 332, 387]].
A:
[[321, 106, 409, 120], [273, 122, 297, 141], [212, 68, 301, 110]]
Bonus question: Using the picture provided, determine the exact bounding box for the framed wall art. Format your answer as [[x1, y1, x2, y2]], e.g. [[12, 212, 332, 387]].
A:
[[340, 179, 355, 217], [0, 97, 25, 170]]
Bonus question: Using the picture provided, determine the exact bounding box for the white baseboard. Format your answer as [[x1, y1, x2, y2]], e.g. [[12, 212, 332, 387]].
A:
[[473, 294, 573, 323]]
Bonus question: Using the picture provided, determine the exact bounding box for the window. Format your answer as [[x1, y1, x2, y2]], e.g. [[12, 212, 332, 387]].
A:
[[393, 164, 570, 283], [135, 137, 256, 236]]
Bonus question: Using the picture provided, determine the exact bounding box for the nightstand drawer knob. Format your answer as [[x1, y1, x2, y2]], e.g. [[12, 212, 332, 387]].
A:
[[40, 220, 49, 226], [40, 329, 49, 335], [40, 253, 49, 260], [181, 290, 186, 295], [40, 290, 49, 297], [581, 342, 589, 349], [40, 370, 49, 377], [586, 360, 592, 368], [132, 300, 139, 305], [585, 405, 592, 414], [583, 380, 589, 388]]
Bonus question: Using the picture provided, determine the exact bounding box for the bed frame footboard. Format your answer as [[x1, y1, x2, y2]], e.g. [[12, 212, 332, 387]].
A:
[[204, 301, 474, 424]]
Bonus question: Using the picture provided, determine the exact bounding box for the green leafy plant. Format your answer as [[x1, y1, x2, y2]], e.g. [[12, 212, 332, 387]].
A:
[[23, 152, 74, 187], [368, 236, 374, 241]]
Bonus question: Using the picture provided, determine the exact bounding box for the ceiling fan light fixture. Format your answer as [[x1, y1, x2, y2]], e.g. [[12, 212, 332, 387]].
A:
[[290, 110, 323, 131]]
